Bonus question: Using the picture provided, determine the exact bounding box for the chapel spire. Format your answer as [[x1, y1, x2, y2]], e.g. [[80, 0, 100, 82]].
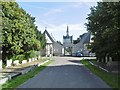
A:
[[66, 25, 69, 36]]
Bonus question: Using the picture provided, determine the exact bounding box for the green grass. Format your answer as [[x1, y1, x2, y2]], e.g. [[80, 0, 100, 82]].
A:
[[81, 59, 120, 89], [1, 60, 52, 89]]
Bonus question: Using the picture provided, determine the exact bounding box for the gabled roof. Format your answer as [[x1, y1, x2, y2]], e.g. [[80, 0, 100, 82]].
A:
[[74, 32, 91, 45], [83, 32, 91, 43], [43, 30, 55, 43]]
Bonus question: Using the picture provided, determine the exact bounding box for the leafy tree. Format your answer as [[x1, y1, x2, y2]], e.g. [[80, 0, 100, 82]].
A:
[[86, 2, 120, 62], [1, 1, 46, 64], [35, 29, 46, 49]]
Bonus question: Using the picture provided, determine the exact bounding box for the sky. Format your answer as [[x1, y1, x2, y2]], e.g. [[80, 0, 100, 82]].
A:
[[17, 1, 98, 43]]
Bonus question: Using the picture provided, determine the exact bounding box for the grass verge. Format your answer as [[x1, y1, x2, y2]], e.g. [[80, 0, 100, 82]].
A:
[[80, 59, 120, 89], [1, 60, 52, 89]]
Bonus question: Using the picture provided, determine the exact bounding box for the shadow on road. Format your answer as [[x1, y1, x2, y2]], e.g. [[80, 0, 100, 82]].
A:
[[68, 60, 81, 64]]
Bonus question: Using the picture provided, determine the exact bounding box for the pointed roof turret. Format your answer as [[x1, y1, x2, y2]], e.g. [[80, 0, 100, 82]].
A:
[[66, 25, 69, 36]]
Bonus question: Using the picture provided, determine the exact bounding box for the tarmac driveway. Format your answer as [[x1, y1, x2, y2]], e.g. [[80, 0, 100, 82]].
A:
[[18, 57, 110, 88]]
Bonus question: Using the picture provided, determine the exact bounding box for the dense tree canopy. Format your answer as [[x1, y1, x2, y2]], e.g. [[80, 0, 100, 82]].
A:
[[86, 2, 120, 62], [1, 1, 46, 63]]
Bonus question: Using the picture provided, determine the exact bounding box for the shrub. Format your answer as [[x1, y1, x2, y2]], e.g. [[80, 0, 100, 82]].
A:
[[12, 54, 25, 63], [24, 50, 40, 59], [10, 50, 40, 63]]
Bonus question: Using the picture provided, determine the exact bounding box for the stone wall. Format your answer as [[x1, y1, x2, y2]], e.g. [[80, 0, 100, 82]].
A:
[[53, 42, 63, 56]]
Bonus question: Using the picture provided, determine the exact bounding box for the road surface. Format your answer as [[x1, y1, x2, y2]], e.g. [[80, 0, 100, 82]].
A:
[[18, 57, 110, 88]]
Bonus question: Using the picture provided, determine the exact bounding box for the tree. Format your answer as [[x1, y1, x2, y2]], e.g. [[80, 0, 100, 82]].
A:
[[86, 2, 120, 62], [2, 1, 46, 63], [35, 29, 46, 49]]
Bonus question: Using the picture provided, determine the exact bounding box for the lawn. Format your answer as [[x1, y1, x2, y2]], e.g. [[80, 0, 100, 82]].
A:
[[1, 60, 52, 89], [80, 59, 120, 89]]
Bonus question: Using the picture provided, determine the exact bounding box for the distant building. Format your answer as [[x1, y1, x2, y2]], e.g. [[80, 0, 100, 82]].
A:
[[72, 32, 91, 56], [53, 41, 63, 56], [43, 28, 63, 57], [43, 26, 92, 57], [63, 26, 73, 56]]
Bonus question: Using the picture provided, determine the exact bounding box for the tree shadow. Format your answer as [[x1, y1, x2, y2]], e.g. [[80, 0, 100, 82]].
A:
[[68, 60, 80, 64]]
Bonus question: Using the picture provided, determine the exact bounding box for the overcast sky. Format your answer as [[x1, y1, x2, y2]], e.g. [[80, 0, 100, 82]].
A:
[[17, 1, 97, 43]]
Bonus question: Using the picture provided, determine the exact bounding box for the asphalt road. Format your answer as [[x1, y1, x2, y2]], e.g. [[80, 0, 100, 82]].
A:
[[18, 57, 110, 88]]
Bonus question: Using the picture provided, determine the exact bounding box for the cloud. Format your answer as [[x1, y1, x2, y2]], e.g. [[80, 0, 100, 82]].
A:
[[43, 8, 63, 16]]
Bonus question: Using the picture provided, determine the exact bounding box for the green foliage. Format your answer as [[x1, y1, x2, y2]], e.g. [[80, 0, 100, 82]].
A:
[[24, 50, 39, 59], [35, 29, 46, 49], [12, 54, 25, 61], [1, 1, 46, 63], [11, 54, 25, 63], [86, 2, 120, 61], [11, 50, 40, 63]]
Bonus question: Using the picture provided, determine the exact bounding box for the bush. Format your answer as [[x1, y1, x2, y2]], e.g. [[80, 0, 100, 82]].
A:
[[12, 54, 25, 63], [24, 50, 40, 59], [10, 50, 40, 63], [2, 63, 6, 69]]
